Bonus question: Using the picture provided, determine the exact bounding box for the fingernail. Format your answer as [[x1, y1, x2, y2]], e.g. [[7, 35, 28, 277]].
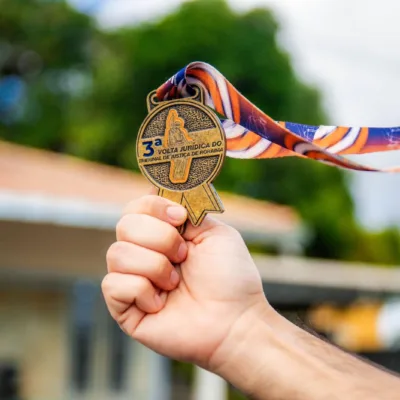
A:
[[177, 242, 187, 260], [170, 269, 180, 286], [166, 205, 186, 221]]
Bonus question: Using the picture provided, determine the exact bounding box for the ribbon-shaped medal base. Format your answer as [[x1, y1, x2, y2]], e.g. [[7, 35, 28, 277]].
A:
[[159, 184, 224, 227], [139, 91, 226, 231], [156, 62, 400, 173]]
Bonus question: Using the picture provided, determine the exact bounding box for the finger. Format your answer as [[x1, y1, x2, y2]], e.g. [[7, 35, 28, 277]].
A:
[[116, 214, 187, 263], [102, 272, 164, 317], [149, 185, 158, 195], [122, 195, 187, 227], [183, 215, 231, 241], [107, 241, 180, 291]]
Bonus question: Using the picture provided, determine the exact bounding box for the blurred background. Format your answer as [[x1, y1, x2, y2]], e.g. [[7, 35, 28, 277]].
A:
[[0, 0, 400, 399]]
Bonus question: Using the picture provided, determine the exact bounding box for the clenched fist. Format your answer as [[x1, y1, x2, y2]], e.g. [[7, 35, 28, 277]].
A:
[[102, 194, 268, 370], [102, 195, 400, 400]]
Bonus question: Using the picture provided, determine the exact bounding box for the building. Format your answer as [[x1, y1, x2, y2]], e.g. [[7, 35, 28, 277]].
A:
[[1, 140, 399, 400], [0, 140, 302, 400]]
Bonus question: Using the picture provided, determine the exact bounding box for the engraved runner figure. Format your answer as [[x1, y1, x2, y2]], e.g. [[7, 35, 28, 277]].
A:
[[164, 109, 193, 183]]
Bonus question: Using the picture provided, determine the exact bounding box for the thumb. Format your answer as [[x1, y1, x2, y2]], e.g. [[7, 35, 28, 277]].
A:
[[182, 215, 231, 242]]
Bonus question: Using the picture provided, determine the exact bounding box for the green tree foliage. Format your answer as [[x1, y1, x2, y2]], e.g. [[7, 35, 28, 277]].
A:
[[0, 0, 94, 150], [0, 0, 399, 263], [351, 227, 400, 266]]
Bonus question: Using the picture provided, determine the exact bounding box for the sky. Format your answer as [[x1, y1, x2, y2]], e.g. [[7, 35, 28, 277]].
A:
[[85, 0, 400, 230]]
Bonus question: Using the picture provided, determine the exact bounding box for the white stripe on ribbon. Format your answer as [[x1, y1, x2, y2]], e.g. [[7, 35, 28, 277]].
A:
[[181, 83, 190, 98], [293, 142, 319, 155], [228, 138, 271, 159], [314, 125, 337, 140], [202, 63, 233, 120], [326, 127, 360, 154], [178, 79, 184, 93], [215, 75, 233, 120], [186, 76, 214, 108], [223, 120, 247, 139]]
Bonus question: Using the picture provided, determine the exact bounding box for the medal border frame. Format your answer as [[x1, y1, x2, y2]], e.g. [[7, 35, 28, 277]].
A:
[[136, 98, 226, 193]]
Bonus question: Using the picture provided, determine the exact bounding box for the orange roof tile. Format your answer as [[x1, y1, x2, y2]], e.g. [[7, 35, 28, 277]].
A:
[[0, 140, 300, 236]]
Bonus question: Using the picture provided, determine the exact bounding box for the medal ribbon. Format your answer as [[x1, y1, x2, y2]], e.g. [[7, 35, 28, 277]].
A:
[[156, 62, 400, 172]]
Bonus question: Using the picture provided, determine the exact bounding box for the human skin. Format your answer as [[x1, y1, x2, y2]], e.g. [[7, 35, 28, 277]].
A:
[[102, 195, 400, 400]]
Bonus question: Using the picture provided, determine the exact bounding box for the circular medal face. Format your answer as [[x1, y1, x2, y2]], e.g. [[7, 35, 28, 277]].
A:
[[136, 99, 226, 192]]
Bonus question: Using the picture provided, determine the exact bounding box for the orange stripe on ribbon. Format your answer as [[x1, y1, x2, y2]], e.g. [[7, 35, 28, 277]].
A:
[[227, 82, 241, 123], [256, 143, 283, 159], [340, 127, 369, 155], [313, 126, 350, 148], [190, 68, 224, 116], [284, 131, 303, 152], [227, 131, 262, 151]]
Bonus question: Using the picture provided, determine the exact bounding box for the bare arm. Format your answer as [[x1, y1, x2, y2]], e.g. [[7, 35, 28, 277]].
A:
[[102, 195, 400, 400], [213, 306, 400, 400]]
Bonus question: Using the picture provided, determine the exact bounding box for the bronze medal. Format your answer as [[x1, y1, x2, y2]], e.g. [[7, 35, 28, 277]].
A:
[[137, 87, 225, 231]]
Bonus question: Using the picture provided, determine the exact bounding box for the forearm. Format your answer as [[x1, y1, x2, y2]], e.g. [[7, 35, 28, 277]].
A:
[[212, 304, 400, 400]]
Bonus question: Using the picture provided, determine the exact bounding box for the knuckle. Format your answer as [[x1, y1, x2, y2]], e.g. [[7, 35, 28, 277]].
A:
[[122, 197, 146, 216], [135, 276, 152, 296], [164, 226, 180, 249], [140, 196, 159, 216], [142, 194, 163, 205], [116, 214, 136, 239], [122, 200, 137, 216], [122, 195, 166, 217], [115, 215, 127, 238], [106, 242, 126, 268], [155, 254, 171, 277], [101, 274, 114, 295], [226, 225, 242, 240]]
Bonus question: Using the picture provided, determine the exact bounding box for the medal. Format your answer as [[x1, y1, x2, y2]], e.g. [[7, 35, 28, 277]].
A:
[[137, 62, 400, 230], [137, 86, 226, 231]]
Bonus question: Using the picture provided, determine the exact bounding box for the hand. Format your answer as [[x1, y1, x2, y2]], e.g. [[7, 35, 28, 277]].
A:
[[102, 194, 268, 369], [102, 195, 400, 400]]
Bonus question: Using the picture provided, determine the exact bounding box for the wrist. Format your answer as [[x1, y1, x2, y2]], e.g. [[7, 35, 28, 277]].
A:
[[209, 300, 281, 396], [209, 301, 345, 400], [208, 300, 400, 400]]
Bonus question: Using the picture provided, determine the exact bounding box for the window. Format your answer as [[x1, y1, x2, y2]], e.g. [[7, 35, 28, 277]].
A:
[[0, 363, 20, 400], [109, 320, 129, 391], [70, 280, 98, 392]]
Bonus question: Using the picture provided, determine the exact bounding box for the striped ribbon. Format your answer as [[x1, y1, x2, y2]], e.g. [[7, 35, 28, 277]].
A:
[[156, 62, 400, 172]]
